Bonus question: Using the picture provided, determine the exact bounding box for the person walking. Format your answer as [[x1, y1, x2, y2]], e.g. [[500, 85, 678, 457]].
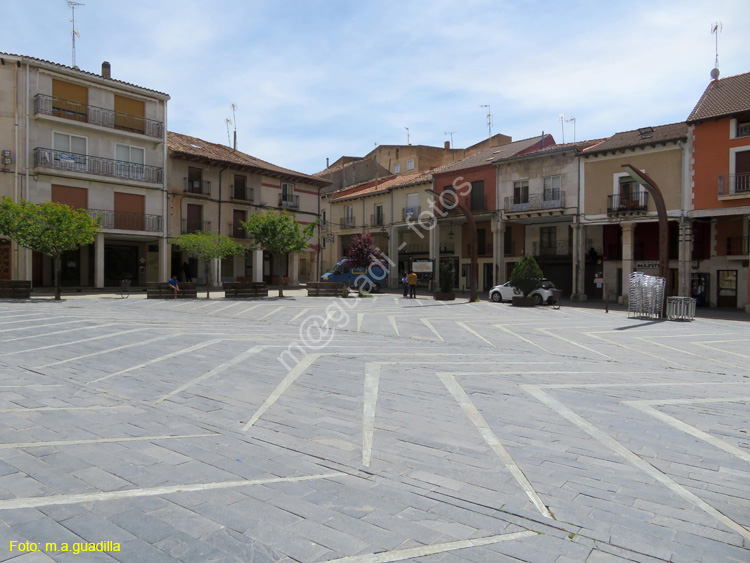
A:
[[401, 273, 409, 297], [182, 261, 193, 283], [168, 275, 180, 299], [407, 270, 417, 299]]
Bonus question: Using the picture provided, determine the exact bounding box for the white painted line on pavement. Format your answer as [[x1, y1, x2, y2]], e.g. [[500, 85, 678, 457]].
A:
[[357, 313, 364, 332], [322, 310, 336, 328], [523, 384, 750, 541], [456, 321, 495, 347], [209, 302, 243, 315], [0, 319, 86, 335], [258, 306, 285, 320], [695, 339, 750, 359], [420, 318, 443, 341], [0, 433, 217, 450], [494, 324, 550, 353], [34, 334, 177, 369], [3, 323, 119, 343], [626, 399, 750, 464], [88, 339, 222, 384], [288, 308, 311, 323], [0, 406, 127, 413], [537, 327, 612, 359], [324, 530, 538, 562], [0, 471, 348, 510], [634, 337, 750, 372], [584, 331, 687, 367], [0, 328, 148, 358], [243, 353, 320, 431], [362, 362, 380, 467], [439, 373, 553, 519], [388, 315, 399, 336], [232, 304, 263, 317], [155, 345, 265, 403]]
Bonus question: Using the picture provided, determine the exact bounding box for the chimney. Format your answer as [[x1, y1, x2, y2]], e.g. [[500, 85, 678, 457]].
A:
[[444, 141, 450, 149], [326, 157, 330, 168], [101, 61, 111, 79]]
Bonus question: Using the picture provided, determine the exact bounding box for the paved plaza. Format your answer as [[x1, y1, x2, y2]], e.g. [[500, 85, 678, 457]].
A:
[[0, 292, 748, 562]]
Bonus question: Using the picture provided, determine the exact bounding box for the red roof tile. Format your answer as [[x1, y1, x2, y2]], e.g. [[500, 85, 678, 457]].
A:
[[688, 72, 750, 122], [582, 123, 687, 155], [168, 132, 330, 188], [437, 135, 554, 174]]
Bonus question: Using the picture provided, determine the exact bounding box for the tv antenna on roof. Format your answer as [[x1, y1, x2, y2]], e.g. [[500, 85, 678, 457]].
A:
[[480, 105, 492, 137], [230, 103, 238, 150], [225, 118, 232, 147], [67, 1, 85, 69], [404, 127, 410, 145], [566, 116, 576, 142], [710, 22, 722, 80], [558, 114, 565, 143]]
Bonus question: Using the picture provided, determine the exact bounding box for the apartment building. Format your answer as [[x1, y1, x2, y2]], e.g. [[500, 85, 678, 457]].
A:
[[167, 132, 330, 285], [0, 53, 169, 288], [687, 72, 750, 310]]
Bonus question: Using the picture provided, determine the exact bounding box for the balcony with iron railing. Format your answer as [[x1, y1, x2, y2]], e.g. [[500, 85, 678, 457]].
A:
[[34, 94, 163, 138], [320, 221, 331, 232], [607, 191, 649, 214], [89, 209, 163, 232], [341, 216, 356, 229], [718, 173, 750, 196], [184, 178, 212, 196], [229, 223, 250, 239], [469, 194, 492, 213], [467, 242, 493, 257], [181, 219, 211, 234], [403, 206, 421, 221], [504, 190, 566, 214], [279, 194, 300, 209], [535, 240, 570, 257], [370, 213, 385, 227], [726, 236, 750, 256], [34, 148, 163, 184], [231, 186, 254, 202]]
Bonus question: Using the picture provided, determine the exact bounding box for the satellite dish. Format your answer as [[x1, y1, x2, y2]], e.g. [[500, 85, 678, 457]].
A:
[[710, 67, 720, 80]]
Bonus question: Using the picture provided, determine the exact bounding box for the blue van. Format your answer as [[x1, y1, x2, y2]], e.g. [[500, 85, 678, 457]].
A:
[[321, 258, 388, 293]]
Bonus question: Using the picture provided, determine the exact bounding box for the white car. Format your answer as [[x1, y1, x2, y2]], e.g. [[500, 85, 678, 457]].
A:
[[489, 279, 557, 305]]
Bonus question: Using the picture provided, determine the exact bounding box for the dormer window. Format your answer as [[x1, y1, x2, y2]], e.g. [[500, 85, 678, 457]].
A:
[[737, 119, 750, 138]]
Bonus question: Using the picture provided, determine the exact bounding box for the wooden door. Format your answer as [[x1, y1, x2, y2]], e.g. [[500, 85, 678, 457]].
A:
[[717, 270, 737, 308]]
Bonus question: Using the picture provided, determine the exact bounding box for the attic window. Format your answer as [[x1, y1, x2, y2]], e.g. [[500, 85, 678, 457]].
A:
[[189, 144, 202, 149], [638, 127, 654, 139]]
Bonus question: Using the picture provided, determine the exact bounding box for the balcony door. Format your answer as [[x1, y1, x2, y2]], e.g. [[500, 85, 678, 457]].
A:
[[717, 270, 737, 308], [186, 204, 203, 233]]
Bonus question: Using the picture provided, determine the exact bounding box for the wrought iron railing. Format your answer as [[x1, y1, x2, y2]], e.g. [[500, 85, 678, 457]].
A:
[[341, 216, 356, 229], [181, 220, 211, 234], [35, 148, 163, 183], [403, 206, 420, 221], [537, 241, 570, 257], [34, 94, 163, 138], [726, 236, 750, 255], [718, 173, 750, 196], [468, 242, 493, 256], [279, 194, 300, 209], [370, 213, 385, 227], [89, 209, 163, 232], [504, 191, 566, 213], [320, 221, 330, 232], [232, 186, 254, 202], [607, 191, 648, 213], [184, 178, 211, 196], [229, 223, 250, 239]]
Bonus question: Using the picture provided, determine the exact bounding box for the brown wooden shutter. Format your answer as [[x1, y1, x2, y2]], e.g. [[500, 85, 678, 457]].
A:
[[114, 192, 145, 230], [51, 80, 88, 122], [51, 185, 88, 209], [114, 95, 145, 134]]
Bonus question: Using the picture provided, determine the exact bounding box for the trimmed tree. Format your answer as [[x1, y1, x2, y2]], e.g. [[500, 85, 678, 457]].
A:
[[508, 254, 544, 297], [0, 198, 100, 300], [171, 231, 245, 299], [241, 210, 316, 297], [439, 260, 455, 294]]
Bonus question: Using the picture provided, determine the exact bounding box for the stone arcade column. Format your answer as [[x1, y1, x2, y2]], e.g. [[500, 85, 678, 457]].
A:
[[620, 222, 635, 304], [678, 218, 692, 298], [388, 226, 399, 289], [94, 233, 105, 288], [571, 221, 587, 302], [493, 218, 505, 286], [252, 249, 263, 283]]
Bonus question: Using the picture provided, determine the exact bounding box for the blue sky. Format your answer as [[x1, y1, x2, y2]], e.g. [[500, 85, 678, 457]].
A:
[[4, 0, 750, 174]]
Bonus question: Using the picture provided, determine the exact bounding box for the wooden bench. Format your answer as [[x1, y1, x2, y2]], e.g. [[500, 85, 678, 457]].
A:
[[146, 282, 197, 299], [0, 280, 31, 299], [223, 282, 268, 298], [306, 282, 349, 297]]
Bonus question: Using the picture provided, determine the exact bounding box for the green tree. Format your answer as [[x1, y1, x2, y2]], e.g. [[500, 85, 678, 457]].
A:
[[439, 260, 455, 293], [508, 254, 544, 298], [241, 211, 316, 297], [171, 231, 245, 299], [0, 198, 100, 300]]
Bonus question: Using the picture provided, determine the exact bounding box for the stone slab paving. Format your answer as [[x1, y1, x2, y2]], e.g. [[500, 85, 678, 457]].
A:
[[0, 293, 748, 561]]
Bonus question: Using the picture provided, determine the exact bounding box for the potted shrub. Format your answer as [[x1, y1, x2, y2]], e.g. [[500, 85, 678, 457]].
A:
[[435, 261, 456, 301], [508, 254, 544, 306]]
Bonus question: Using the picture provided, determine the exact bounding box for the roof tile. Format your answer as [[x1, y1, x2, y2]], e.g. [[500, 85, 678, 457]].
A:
[[688, 72, 750, 122]]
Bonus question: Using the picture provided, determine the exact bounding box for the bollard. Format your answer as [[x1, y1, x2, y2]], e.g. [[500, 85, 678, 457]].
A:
[[605, 292, 609, 313]]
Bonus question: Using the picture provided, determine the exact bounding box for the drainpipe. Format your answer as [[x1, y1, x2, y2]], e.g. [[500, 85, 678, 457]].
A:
[[162, 101, 169, 284], [217, 165, 228, 287]]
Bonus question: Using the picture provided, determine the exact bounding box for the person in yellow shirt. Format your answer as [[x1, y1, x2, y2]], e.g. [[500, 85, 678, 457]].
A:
[[407, 270, 417, 299]]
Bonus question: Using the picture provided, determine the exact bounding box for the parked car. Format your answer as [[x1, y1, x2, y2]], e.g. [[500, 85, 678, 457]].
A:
[[489, 279, 557, 305], [321, 258, 387, 293]]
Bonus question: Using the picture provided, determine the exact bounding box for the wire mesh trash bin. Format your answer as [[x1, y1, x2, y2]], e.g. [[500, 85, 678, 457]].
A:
[[666, 296, 696, 321]]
